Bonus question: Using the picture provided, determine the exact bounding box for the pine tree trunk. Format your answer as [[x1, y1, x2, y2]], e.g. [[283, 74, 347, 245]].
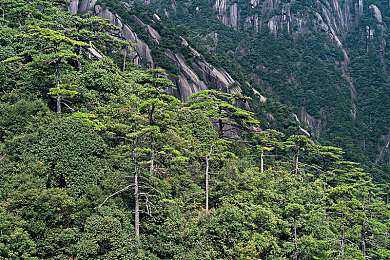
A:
[[123, 47, 127, 75], [134, 153, 140, 237], [205, 144, 213, 213], [150, 132, 154, 176], [149, 104, 155, 176], [205, 154, 209, 212], [340, 219, 345, 257], [295, 150, 299, 175], [361, 196, 367, 258], [260, 150, 264, 174]]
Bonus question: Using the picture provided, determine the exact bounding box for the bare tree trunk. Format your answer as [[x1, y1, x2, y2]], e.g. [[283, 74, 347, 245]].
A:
[[366, 26, 370, 54], [361, 195, 367, 258], [123, 47, 127, 75], [134, 152, 140, 238], [260, 149, 264, 174], [205, 154, 209, 212], [361, 222, 366, 257], [340, 227, 345, 256], [205, 144, 213, 212], [295, 150, 299, 175], [150, 132, 154, 176], [149, 104, 155, 176]]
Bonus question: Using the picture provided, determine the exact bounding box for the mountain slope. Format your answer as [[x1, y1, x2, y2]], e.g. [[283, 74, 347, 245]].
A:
[[69, 0, 390, 180], [68, 0, 253, 104], [132, 0, 390, 175]]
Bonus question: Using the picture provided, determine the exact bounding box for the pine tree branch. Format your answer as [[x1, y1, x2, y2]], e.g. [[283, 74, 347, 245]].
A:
[[99, 183, 135, 207]]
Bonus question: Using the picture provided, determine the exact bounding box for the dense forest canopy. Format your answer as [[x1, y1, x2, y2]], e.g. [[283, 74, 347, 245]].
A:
[[0, 0, 389, 259]]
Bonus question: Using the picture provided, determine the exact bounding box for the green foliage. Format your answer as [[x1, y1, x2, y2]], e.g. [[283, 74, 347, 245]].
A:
[[76, 207, 136, 260], [0, 1, 389, 259], [188, 90, 259, 138], [0, 99, 51, 139]]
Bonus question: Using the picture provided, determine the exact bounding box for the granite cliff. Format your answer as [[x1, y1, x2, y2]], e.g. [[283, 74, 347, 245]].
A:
[[68, 0, 247, 103]]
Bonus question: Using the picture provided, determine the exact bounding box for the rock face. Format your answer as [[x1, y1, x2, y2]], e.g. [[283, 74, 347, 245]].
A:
[[376, 128, 390, 165], [164, 49, 248, 107], [300, 107, 326, 138], [68, 0, 79, 15], [204, 0, 387, 152], [207, 0, 367, 38], [206, 0, 389, 98], [69, 0, 155, 69], [164, 49, 208, 101], [143, 0, 388, 104], [213, 0, 240, 29], [68, 0, 246, 104]]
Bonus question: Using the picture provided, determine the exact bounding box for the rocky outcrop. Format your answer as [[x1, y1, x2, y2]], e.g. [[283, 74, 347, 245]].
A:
[[79, 0, 98, 15], [193, 61, 234, 91], [229, 3, 240, 30], [370, 4, 382, 23], [213, 0, 240, 29], [69, 0, 79, 15], [164, 49, 208, 101], [375, 128, 390, 164], [129, 15, 162, 45], [68, 0, 248, 105], [208, 0, 386, 76], [369, 4, 387, 71], [122, 25, 154, 69], [164, 48, 246, 107], [292, 114, 311, 137], [300, 107, 327, 138], [69, 0, 154, 69]]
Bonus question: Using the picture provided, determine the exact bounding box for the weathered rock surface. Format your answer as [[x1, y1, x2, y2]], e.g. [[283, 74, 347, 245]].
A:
[[68, 0, 246, 105], [300, 107, 327, 138], [164, 49, 208, 101], [213, 0, 240, 29], [69, 0, 155, 69], [376, 128, 390, 164], [69, 0, 79, 15], [164, 49, 247, 108]]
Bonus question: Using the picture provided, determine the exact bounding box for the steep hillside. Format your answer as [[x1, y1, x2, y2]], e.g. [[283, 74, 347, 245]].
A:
[[66, 0, 390, 180], [128, 0, 390, 177], [69, 0, 305, 130], [68, 0, 251, 104], [1, 1, 389, 259]]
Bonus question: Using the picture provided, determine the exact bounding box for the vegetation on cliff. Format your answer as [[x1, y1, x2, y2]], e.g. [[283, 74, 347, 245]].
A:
[[0, 1, 389, 259]]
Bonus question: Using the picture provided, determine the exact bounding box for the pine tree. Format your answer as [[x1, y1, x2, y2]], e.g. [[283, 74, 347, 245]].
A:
[[255, 129, 284, 174], [323, 160, 390, 258], [188, 90, 259, 139], [99, 71, 185, 238]]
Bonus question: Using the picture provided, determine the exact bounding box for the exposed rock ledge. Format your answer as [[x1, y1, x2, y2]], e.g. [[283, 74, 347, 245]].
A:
[[69, 0, 247, 105], [375, 128, 390, 164]]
